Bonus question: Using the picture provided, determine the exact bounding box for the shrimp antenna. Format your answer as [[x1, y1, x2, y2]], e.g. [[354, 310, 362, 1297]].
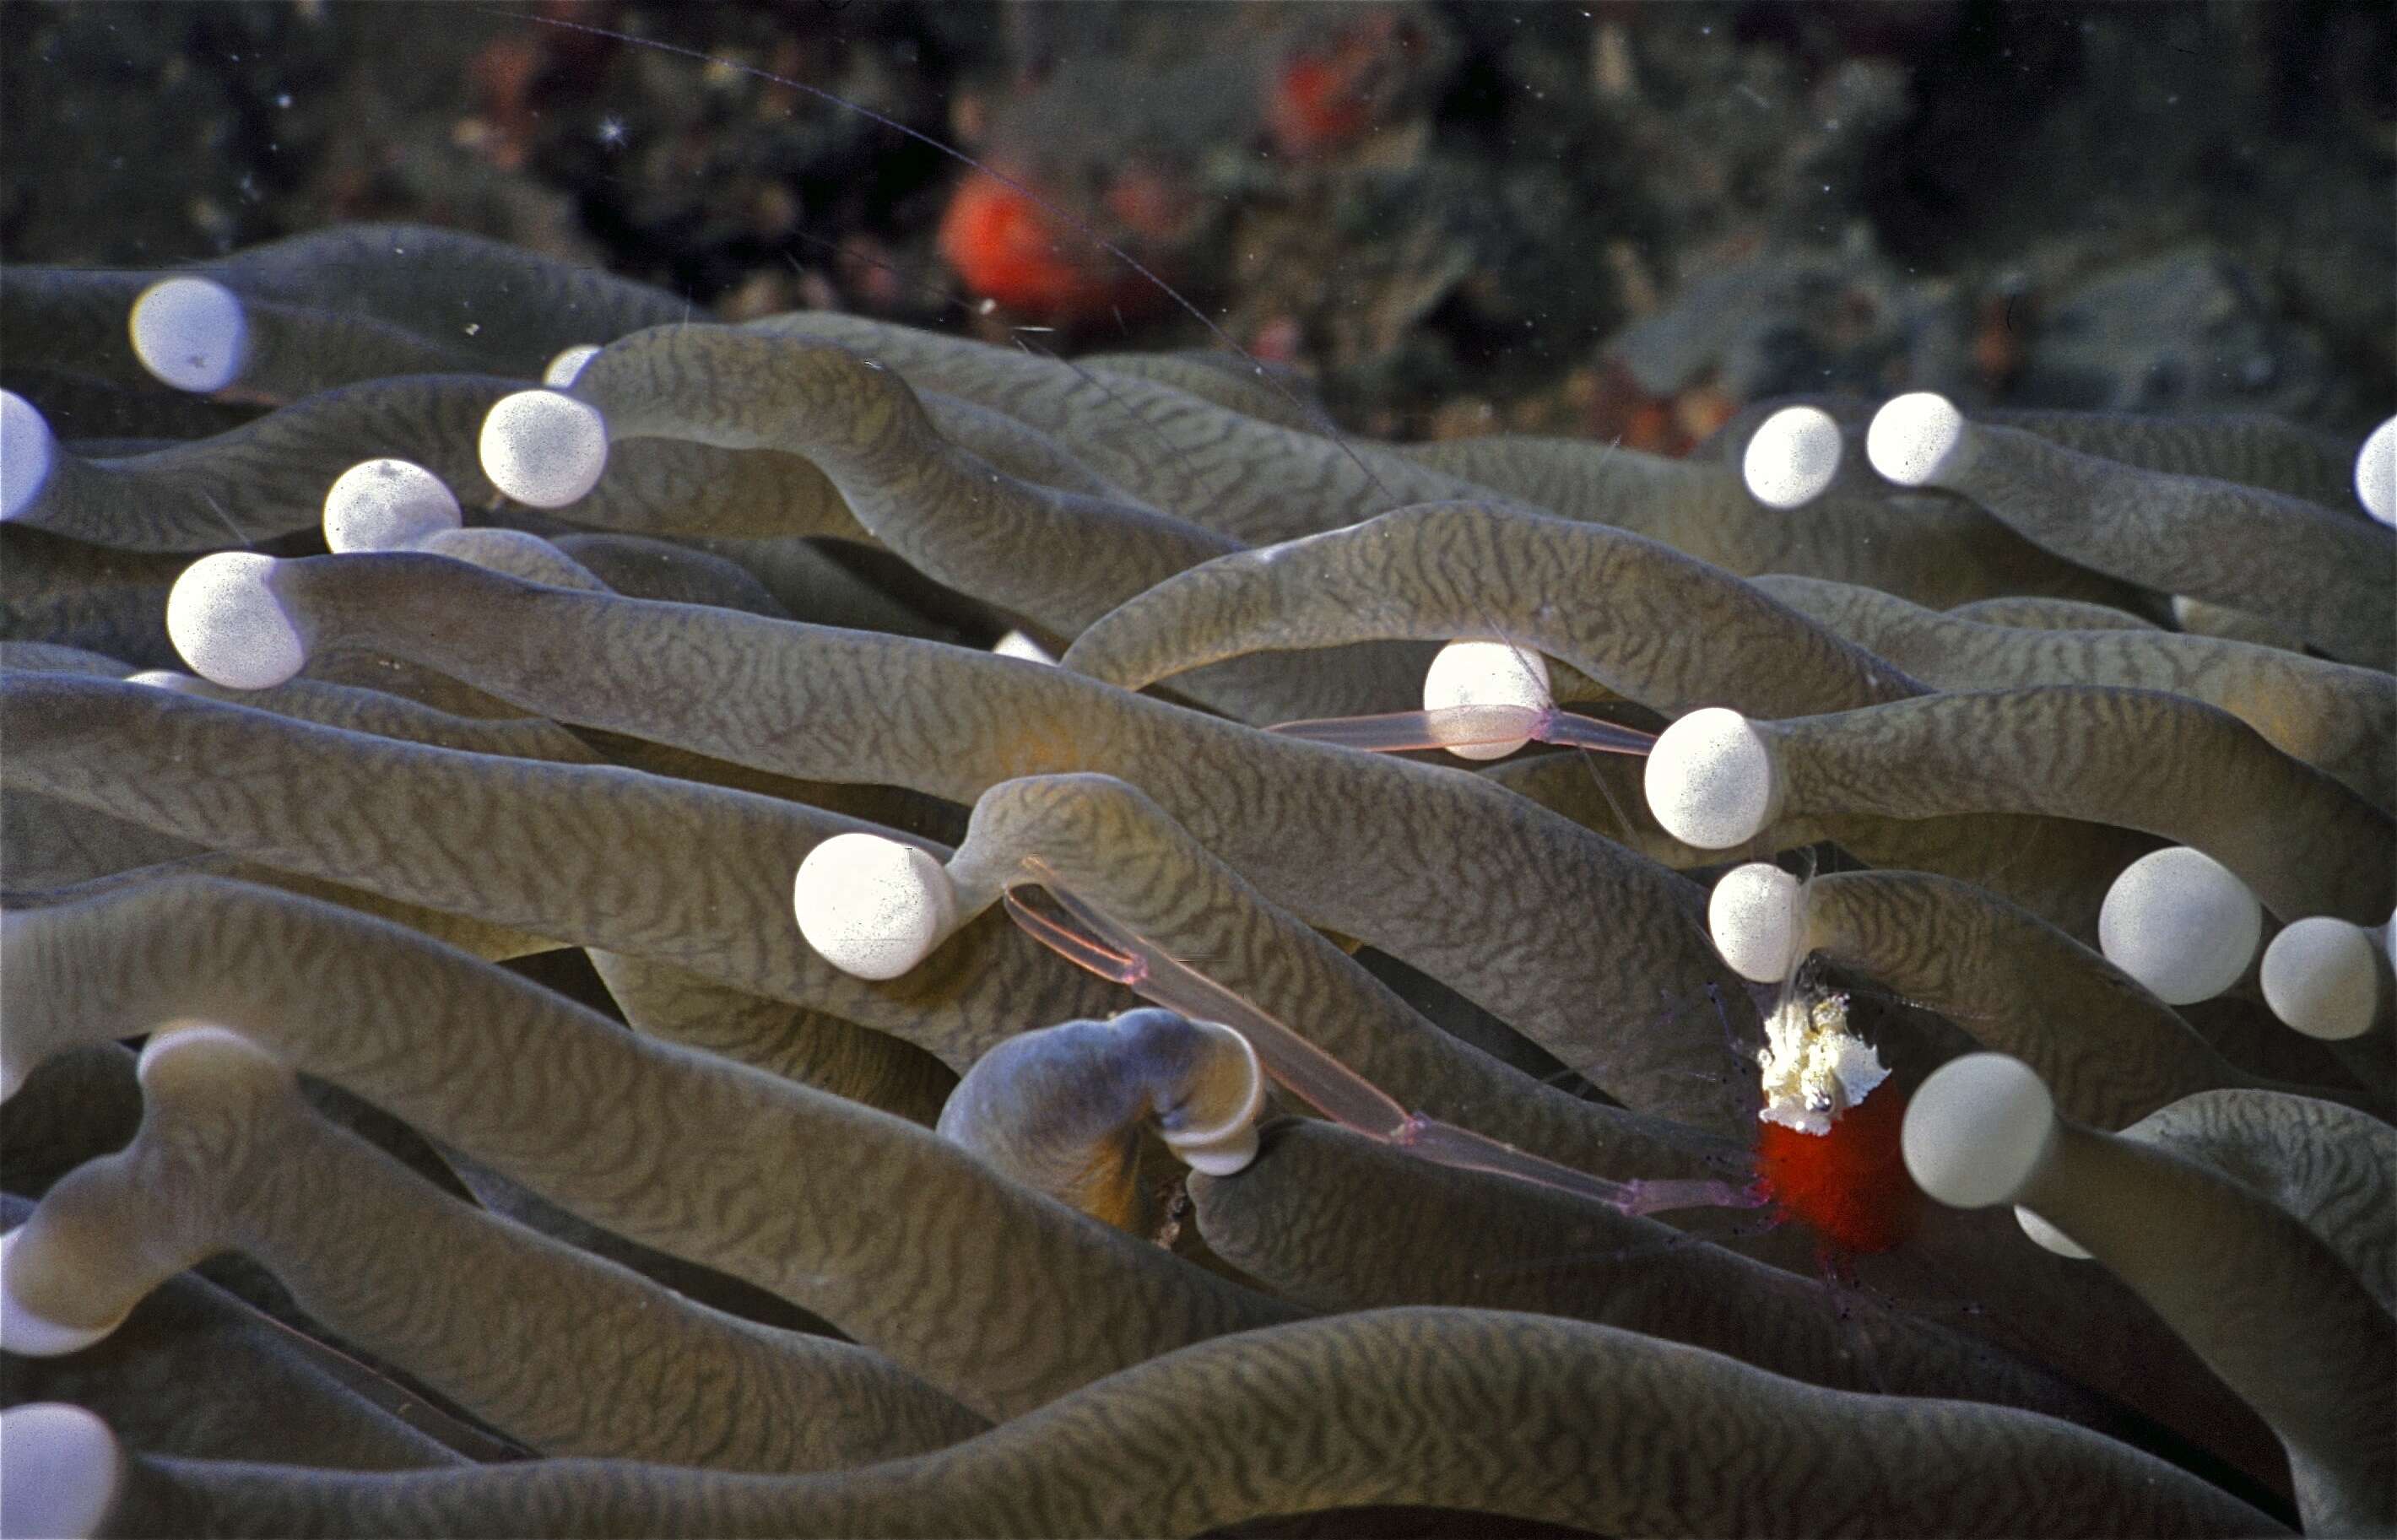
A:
[[1269, 700, 1657, 759]]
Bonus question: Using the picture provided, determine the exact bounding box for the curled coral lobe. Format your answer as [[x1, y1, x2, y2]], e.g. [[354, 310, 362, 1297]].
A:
[[6, 217, 2390, 1539]]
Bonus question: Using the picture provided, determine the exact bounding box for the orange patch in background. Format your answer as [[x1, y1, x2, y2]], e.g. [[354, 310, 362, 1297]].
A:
[[1582, 358, 1737, 458], [1755, 1080, 1921, 1255], [1270, 55, 1373, 158], [938, 170, 1098, 318], [1267, 9, 1421, 159], [933, 172, 1095, 322], [937, 170, 1168, 327]]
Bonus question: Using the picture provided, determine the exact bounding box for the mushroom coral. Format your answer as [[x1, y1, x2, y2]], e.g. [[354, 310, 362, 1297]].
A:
[[1, 226, 2391, 1539]]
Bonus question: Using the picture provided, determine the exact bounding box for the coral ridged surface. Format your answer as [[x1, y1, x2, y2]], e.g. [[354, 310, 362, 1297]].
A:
[[3, 14, 2391, 1521]]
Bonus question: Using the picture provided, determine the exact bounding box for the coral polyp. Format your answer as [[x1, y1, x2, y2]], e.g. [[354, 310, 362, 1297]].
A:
[[3, 211, 2387, 1538], [1, 8, 2391, 1535]]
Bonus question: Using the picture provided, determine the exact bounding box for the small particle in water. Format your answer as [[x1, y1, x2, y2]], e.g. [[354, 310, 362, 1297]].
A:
[[463, 322, 481, 337], [597, 114, 628, 149], [274, 92, 292, 109]]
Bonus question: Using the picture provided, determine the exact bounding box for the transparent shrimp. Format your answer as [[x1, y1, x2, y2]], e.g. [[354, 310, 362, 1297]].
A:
[[1270, 700, 1657, 757], [1005, 858, 1763, 1220], [1270, 635, 1658, 760]]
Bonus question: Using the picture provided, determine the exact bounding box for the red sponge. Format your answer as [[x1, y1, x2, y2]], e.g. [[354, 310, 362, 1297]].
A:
[[1269, 54, 1373, 158], [938, 170, 1128, 325]]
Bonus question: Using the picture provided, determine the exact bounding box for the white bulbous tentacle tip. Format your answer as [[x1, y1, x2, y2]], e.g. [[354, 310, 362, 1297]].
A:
[[134, 1020, 271, 1085], [1177, 1121, 1263, 1178], [480, 389, 610, 508], [0, 1402, 122, 1540], [992, 629, 1059, 666], [129, 274, 250, 393], [2, 388, 57, 521], [2260, 916, 2386, 1042], [1708, 862, 1805, 983], [2356, 416, 2395, 527], [0, 1230, 127, 1359], [1643, 706, 1781, 850], [1901, 1052, 2057, 1209], [323, 457, 463, 554], [542, 343, 603, 388], [165, 553, 308, 691], [2015, 1205, 2091, 1260], [1164, 1021, 1267, 1177], [2097, 846, 2262, 1007], [1864, 391, 1966, 487], [1741, 406, 1843, 510], [1423, 639, 1549, 760], [793, 833, 960, 981]]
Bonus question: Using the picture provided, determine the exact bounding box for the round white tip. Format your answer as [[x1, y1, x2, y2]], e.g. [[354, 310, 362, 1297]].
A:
[[1644, 707, 1779, 849], [0, 1230, 124, 1358], [1742, 406, 1844, 510], [793, 833, 959, 981], [2016, 1204, 2091, 1260], [992, 629, 1058, 665], [480, 390, 609, 508], [2097, 846, 2262, 1007], [323, 457, 463, 554], [1865, 392, 1966, 487], [2260, 916, 2384, 1042], [0, 1403, 122, 1540], [543, 343, 603, 388], [2, 389, 57, 520], [1902, 1052, 2057, 1209], [165, 552, 306, 690], [1708, 862, 1805, 982], [129, 275, 249, 392], [1422, 640, 1550, 760], [1163, 1020, 1267, 1177], [1179, 1121, 1262, 1177], [123, 668, 201, 691], [2357, 416, 2395, 527], [134, 1020, 269, 1085]]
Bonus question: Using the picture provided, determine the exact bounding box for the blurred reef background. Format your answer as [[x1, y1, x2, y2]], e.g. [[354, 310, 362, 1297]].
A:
[[4, 0, 2391, 443]]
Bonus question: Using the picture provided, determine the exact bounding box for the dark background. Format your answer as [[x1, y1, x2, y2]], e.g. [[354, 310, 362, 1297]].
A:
[[5, 0, 2390, 441]]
